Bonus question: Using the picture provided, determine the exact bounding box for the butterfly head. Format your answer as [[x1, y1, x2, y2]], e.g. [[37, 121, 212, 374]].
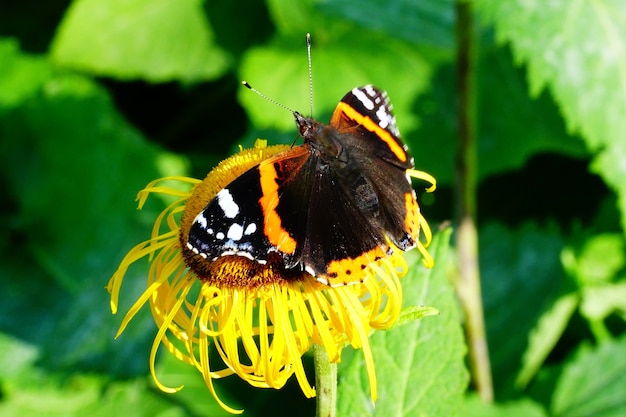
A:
[[294, 111, 322, 143]]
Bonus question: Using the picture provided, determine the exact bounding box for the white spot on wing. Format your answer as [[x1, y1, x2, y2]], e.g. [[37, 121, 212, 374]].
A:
[[227, 223, 244, 241], [194, 213, 208, 228], [216, 232, 225, 240], [217, 189, 239, 219], [376, 106, 390, 128], [352, 87, 374, 110], [244, 223, 257, 235]]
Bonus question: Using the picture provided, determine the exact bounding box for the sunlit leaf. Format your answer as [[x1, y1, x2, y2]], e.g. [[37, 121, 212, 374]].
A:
[[337, 229, 469, 417], [473, 0, 626, 230], [551, 336, 626, 417], [50, 0, 230, 82]]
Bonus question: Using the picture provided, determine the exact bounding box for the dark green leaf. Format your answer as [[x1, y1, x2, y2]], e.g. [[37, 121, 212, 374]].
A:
[[413, 42, 587, 185], [480, 222, 565, 395], [463, 394, 548, 417], [0, 43, 187, 376], [473, 0, 626, 231], [316, 0, 456, 49]]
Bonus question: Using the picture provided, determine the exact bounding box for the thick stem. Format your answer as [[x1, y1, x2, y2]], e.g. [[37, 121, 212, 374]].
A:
[[455, 0, 494, 403], [314, 344, 337, 417]]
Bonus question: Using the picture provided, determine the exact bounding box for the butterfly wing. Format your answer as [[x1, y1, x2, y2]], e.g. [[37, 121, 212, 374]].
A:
[[328, 85, 421, 252], [330, 85, 412, 170], [269, 148, 392, 285], [186, 146, 309, 264]]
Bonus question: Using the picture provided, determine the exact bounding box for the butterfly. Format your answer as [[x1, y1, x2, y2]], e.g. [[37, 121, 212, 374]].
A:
[[186, 85, 421, 287]]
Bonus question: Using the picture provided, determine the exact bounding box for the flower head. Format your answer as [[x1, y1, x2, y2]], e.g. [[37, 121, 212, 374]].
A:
[[108, 140, 435, 413]]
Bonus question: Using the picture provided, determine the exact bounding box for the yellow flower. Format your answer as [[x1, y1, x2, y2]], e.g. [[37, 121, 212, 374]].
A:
[[107, 140, 436, 414]]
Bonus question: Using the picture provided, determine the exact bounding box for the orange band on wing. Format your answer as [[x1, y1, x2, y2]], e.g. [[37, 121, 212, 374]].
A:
[[334, 102, 407, 163], [258, 162, 297, 254], [404, 191, 421, 241], [322, 245, 389, 287]]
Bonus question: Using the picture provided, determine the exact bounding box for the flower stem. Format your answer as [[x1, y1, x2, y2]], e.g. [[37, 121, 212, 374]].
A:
[[314, 344, 337, 417], [455, 0, 494, 403]]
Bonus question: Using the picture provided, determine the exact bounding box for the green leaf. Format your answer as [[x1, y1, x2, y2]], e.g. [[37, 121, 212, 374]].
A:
[[154, 353, 244, 417], [580, 282, 626, 322], [0, 333, 39, 381], [394, 305, 440, 327], [562, 234, 626, 286], [414, 41, 587, 186], [516, 292, 579, 388], [50, 0, 230, 82], [473, 0, 626, 231], [480, 222, 565, 393], [0, 45, 187, 376], [462, 394, 548, 417], [337, 228, 469, 417], [155, 348, 315, 416], [85, 379, 187, 417], [0, 335, 185, 417], [0, 375, 102, 417], [551, 336, 626, 417], [0, 38, 51, 108], [239, 32, 430, 136], [316, 0, 456, 49]]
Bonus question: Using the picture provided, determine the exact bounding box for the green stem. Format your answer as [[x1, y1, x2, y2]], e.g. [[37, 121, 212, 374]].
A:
[[455, 0, 494, 403], [314, 344, 337, 417]]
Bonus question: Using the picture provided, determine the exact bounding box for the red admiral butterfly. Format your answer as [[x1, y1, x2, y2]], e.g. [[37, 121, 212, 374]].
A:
[[185, 84, 422, 287]]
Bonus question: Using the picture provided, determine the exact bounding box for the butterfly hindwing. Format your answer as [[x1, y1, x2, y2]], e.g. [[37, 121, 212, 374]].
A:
[[328, 86, 419, 251]]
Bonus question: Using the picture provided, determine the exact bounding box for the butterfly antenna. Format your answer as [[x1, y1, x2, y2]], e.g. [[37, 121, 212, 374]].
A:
[[241, 81, 297, 114], [306, 33, 314, 117]]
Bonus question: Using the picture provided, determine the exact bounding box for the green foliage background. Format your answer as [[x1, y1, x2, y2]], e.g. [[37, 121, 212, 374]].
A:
[[1, 0, 625, 416]]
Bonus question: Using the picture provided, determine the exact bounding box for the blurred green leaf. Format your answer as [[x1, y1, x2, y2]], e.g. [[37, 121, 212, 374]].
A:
[[413, 41, 587, 185], [562, 234, 625, 286], [0, 38, 51, 107], [155, 353, 244, 417], [473, 0, 626, 230], [50, 0, 230, 82], [551, 336, 626, 417], [85, 379, 187, 417], [337, 228, 469, 417], [0, 42, 188, 376], [516, 293, 578, 388], [154, 341, 315, 416], [316, 0, 456, 49], [581, 282, 626, 322], [239, 30, 430, 136], [463, 394, 548, 417], [0, 374, 102, 417], [480, 222, 565, 394], [0, 333, 185, 417], [0, 333, 39, 380]]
